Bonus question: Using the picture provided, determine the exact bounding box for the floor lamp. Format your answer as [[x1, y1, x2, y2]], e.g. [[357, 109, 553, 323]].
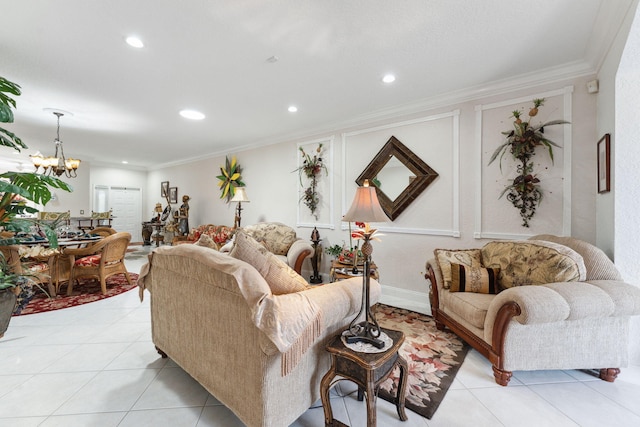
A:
[[342, 179, 390, 348], [231, 187, 250, 228]]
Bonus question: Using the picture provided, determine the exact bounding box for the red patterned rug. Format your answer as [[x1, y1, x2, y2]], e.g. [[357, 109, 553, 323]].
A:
[[12, 273, 138, 316], [375, 304, 469, 420]]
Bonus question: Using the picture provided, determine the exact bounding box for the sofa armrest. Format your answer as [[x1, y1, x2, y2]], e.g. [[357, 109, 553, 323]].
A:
[[287, 239, 314, 274], [301, 277, 381, 328], [257, 277, 381, 355]]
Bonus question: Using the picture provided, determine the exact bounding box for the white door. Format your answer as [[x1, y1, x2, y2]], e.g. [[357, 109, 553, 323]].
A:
[[109, 187, 142, 241]]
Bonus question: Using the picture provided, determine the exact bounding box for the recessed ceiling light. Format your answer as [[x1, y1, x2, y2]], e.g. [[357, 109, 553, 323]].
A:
[[179, 109, 205, 120], [382, 74, 396, 83], [121, 160, 128, 164], [288, 106, 298, 113], [125, 36, 144, 48]]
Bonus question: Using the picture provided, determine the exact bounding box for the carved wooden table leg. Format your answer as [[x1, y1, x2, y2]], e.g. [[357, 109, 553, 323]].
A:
[[395, 354, 409, 421], [320, 362, 337, 426]]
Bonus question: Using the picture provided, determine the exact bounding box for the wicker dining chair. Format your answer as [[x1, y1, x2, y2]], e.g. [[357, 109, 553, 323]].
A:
[[64, 232, 132, 295]]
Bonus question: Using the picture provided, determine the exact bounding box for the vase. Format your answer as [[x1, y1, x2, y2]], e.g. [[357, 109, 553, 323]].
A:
[[0, 289, 17, 338]]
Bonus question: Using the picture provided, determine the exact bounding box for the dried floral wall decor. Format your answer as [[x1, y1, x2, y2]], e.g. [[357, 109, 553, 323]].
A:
[[216, 155, 245, 203], [488, 98, 568, 227], [293, 143, 327, 219]]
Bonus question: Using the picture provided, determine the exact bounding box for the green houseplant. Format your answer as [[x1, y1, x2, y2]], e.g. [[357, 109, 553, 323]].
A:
[[488, 98, 568, 227], [0, 76, 72, 336]]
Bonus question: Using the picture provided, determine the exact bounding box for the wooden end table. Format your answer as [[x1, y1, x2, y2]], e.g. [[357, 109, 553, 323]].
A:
[[320, 327, 408, 427]]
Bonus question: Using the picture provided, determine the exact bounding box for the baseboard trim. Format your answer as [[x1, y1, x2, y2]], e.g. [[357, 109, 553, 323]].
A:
[[379, 285, 432, 316]]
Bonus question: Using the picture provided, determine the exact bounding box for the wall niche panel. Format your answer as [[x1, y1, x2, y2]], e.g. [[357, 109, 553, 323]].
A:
[[475, 87, 573, 239], [342, 111, 459, 236]]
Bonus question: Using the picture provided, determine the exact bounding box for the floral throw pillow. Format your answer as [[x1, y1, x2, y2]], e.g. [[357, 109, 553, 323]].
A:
[[434, 248, 483, 290], [195, 234, 218, 250], [481, 240, 585, 290], [230, 230, 309, 295]]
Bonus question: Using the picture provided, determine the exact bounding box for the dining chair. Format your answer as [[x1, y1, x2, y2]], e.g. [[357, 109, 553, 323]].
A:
[[88, 227, 117, 237], [64, 232, 132, 295]]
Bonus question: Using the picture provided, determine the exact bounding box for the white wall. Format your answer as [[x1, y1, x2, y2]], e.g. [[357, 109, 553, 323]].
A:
[[39, 161, 91, 216], [147, 74, 599, 313], [610, 0, 640, 365]]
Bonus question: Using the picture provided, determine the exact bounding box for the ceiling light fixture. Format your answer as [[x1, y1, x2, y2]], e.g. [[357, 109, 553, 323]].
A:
[[125, 36, 144, 48], [288, 106, 298, 113], [179, 109, 205, 120], [382, 74, 396, 83], [31, 111, 81, 178]]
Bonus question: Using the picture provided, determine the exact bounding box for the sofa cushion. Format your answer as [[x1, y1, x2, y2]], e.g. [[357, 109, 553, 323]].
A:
[[243, 222, 298, 256], [481, 240, 586, 291], [230, 230, 309, 295], [450, 264, 500, 294], [442, 290, 494, 329], [434, 248, 483, 289]]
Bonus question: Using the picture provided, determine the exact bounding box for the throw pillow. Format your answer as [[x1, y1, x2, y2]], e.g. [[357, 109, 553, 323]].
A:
[[434, 249, 483, 289], [195, 234, 218, 250], [450, 263, 500, 294], [481, 240, 586, 290], [230, 230, 309, 295]]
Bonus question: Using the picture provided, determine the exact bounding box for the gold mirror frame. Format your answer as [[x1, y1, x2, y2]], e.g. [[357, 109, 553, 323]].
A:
[[355, 136, 438, 220]]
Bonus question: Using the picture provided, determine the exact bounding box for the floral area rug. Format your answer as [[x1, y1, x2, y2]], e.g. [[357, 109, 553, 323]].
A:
[[375, 304, 469, 419], [12, 273, 138, 316]]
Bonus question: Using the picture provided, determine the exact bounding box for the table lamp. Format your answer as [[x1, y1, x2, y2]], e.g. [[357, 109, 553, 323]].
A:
[[342, 179, 390, 348], [231, 187, 250, 228]]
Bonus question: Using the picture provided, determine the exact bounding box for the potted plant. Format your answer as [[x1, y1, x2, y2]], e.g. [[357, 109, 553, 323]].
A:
[[0, 76, 72, 336]]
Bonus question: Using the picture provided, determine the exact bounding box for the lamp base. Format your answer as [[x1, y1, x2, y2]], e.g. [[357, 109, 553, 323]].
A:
[[344, 321, 385, 349]]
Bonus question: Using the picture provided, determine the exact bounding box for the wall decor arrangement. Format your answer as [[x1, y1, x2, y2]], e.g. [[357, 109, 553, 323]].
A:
[[216, 155, 245, 203], [488, 98, 569, 227], [597, 133, 611, 194], [161, 181, 169, 197], [293, 143, 327, 220]]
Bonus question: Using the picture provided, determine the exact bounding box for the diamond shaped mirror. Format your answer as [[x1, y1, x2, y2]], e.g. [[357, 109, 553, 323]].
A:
[[356, 136, 438, 220]]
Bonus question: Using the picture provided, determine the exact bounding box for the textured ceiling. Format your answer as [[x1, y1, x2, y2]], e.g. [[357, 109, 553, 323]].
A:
[[0, 0, 633, 171]]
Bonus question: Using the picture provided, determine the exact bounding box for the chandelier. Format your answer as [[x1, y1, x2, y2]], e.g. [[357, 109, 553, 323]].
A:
[[31, 111, 81, 178]]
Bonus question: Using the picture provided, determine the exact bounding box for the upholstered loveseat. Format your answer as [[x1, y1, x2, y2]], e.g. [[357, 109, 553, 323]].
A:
[[138, 236, 380, 427], [426, 234, 640, 386]]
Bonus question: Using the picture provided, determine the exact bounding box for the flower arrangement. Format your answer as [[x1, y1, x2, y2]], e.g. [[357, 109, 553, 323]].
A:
[[488, 98, 568, 227], [216, 155, 245, 203], [293, 143, 327, 219]]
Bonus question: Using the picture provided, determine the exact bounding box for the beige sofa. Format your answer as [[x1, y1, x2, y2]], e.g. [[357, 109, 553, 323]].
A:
[[426, 234, 640, 386], [138, 243, 380, 427], [222, 222, 314, 274]]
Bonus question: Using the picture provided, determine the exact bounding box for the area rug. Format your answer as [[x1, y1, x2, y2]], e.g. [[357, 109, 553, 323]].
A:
[[375, 304, 469, 419], [12, 273, 139, 316]]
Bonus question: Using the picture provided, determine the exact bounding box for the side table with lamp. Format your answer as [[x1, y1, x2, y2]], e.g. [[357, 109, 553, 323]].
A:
[[320, 179, 408, 426]]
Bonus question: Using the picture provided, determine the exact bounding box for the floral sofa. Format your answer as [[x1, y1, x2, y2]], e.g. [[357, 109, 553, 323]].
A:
[[138, 232, 380, 427], [426, 234, 640, 386], [172, 224, 235, 248]]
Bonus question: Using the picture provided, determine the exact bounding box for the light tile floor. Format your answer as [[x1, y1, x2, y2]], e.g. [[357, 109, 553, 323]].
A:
[[1, 247, 640, 426]]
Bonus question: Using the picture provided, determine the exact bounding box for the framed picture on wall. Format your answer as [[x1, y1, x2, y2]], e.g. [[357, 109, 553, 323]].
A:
[[169, 187, 178, 203], [161, 181, 169, 197], [597, 134, 611, 194]]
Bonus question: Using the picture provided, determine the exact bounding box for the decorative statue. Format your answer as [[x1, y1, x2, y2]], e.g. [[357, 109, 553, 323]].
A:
[[178, 195, 190, 236]]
